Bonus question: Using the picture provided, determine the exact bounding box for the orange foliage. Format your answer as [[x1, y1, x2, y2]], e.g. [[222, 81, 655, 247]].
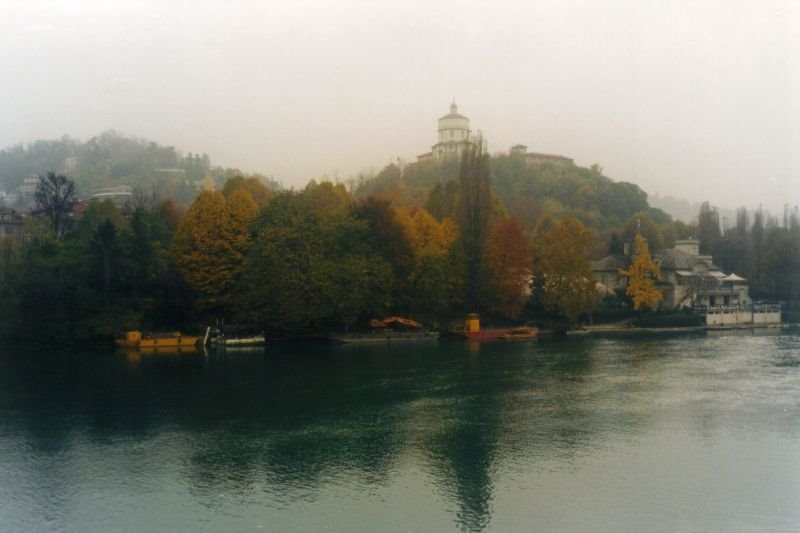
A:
[[486, 218, 533, 318]]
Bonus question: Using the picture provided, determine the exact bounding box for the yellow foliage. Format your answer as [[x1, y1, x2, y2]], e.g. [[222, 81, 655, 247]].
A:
[[619, 233, 663, 311], [396, 207, 457, 257]]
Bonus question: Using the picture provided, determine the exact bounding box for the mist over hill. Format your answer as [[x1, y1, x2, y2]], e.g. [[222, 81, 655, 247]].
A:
[[0, 131, 279, 205]]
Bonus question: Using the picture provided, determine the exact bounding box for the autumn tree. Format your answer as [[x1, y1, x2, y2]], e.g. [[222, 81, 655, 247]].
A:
[[619, 233, 663, 311], [533, 216, 597, 327], [222, 176, 272, 209], [485, 218, 533, 318], [34, 172, 76, 240], [173, 191, 242, 316], [396, 206, 459, 319]]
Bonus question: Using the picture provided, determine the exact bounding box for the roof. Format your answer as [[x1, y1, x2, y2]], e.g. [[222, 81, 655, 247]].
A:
[[722, 273, 747, 282], [658, 248, 722, 271], [439, 112, 468, 121], [525, 152, 573, 162], [591, 254, 629, 271]]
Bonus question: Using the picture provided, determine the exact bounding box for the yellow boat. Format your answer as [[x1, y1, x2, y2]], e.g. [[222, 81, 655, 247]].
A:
[[115, 330, 202, 349]]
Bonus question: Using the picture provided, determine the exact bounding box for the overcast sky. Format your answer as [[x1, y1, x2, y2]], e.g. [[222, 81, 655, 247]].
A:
[[1, 0, 798, 212]]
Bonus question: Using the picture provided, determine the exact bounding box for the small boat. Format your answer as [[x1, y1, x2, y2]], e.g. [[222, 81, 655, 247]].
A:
[[207, 325, 266, 346], [332, 316, 438, 344], [500, 326, 539, 341], [457, 313, 507, 341], [116, 330, 202, 349]]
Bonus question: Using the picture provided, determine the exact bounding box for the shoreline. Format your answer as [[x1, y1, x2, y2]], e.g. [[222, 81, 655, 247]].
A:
[[574, 323, 795, 336]]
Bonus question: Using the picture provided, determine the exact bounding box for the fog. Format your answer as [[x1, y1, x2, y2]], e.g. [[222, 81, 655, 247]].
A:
[[1, 0, 798, 212]]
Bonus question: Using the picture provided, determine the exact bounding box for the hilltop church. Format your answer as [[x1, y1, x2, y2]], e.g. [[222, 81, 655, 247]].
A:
[[417, 102, 573, 166]]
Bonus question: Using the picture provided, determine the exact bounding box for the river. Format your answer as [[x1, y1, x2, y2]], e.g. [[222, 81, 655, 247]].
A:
[[1, 330, 799, 531]]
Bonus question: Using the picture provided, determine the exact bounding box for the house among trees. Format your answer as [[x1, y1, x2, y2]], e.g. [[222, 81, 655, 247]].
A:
[[0, 207, 24, 240], [592, 237, 781, 325]]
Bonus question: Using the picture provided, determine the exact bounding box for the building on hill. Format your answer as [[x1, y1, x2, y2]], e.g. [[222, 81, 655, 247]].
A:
[[417, 102, 473, 162], [415, 103, 573, 166], [509, 144, 573, 167], [91, 185, 133, 208], [18, 176, 40, 206]]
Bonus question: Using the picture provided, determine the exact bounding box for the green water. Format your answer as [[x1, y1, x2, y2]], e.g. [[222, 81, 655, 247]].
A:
[[1, 331, 799, 531]]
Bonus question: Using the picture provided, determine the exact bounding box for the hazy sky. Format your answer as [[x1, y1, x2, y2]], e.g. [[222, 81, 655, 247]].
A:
[[2, 0, 798, 212]]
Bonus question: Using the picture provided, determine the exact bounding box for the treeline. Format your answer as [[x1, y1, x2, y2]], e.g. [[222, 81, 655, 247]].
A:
[[0, 145, 604, 342], [695, 202, 800, 304], [2, 144, 799, 343]]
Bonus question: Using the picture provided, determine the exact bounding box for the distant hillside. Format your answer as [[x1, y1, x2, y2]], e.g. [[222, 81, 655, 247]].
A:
[[0, 131, 279, 205], [354, 155, 672, 237]]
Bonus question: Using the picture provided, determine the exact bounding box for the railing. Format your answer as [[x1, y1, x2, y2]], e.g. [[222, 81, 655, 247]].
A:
[[693, 304, 782, 314]]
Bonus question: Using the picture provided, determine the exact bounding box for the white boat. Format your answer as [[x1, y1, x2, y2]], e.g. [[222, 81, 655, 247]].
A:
[[206, 325, 266, 346]]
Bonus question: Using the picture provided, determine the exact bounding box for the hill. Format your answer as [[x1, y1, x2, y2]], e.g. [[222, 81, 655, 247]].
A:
[[353, 155, 672, 248], [0, 131, 278, 205]]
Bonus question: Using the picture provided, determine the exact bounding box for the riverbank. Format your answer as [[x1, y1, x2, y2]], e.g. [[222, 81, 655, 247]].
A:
[[576, 322, 796, 336]]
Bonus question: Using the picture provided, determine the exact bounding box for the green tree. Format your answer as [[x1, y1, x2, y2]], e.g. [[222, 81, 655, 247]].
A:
[[696, 201, 721, 254], [619, 233, 663, 311], [236, 189, 393, 332], [533, 216, 597, 327], [622, 211, 665, 252], [456, 139, 492, 311]]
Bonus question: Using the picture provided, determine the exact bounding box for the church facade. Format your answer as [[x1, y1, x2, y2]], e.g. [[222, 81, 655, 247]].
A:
[[417, 102, 473, 162]]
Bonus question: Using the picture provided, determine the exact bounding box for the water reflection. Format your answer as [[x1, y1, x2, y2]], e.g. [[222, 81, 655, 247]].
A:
[[1, 333, 799, 531]]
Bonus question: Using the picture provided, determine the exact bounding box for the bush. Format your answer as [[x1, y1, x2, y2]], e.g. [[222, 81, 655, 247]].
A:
[[633, 310, 703, 328]]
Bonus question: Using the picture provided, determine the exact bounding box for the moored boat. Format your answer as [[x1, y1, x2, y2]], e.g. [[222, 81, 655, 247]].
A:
[[457, 313, 508, 341], [500, 326, 539, 340], [332, 316, 438, 343], [207, 325, 266, 346], [116, 330, 202, 349]]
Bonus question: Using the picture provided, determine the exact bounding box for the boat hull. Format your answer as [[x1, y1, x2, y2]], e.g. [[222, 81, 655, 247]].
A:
[[500, 327, 540, 341], [115, 331, 201, 349], [218, 335, 266, 346], [460, 330, 507, 341], [333, 331, 439, 344]]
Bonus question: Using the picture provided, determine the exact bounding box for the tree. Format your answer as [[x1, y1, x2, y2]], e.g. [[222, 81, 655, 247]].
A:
[[619, 233, 663, 311], [533, 216, 597, 326], [172, 191, 240, 315], [696, 201, 721, 254], [622, 211, 665, 252], [236, 190, 393, 332], [456, 138, 492, 311], [222, 176, 272, 209], [34, 172, 76, 240], [396, 207, 459, 319], [485, 218, 533, 318]]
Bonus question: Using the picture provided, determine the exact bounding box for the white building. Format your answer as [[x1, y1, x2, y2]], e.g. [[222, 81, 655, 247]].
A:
[[418, 102, 473, 162]]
